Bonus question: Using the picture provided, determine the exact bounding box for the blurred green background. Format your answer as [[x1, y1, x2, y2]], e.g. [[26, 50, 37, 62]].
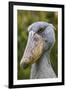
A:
[[17, 10, 58, 80]]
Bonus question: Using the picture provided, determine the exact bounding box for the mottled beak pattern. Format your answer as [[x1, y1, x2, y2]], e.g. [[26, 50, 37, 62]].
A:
[[20, 31, 44, 69]]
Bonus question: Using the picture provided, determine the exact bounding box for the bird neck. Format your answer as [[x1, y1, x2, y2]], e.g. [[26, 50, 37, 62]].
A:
[[30, 51, 56, 79]]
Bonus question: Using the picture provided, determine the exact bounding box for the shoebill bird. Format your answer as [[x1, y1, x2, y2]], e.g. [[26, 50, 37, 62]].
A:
[[20, 22, 56, 79]]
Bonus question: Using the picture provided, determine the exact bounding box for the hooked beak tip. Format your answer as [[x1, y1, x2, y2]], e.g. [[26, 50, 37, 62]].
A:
[[20, 61, 28, 69]]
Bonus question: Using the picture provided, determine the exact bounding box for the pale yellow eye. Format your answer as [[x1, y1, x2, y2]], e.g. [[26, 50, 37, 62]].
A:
[[37, 28, 44, 34]]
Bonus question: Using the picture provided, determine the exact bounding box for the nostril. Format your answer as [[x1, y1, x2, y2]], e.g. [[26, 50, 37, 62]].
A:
[[20, 62, 28, 69]]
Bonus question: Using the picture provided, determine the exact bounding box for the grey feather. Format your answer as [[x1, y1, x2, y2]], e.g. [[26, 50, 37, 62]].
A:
[[29, 22, 56, 79]]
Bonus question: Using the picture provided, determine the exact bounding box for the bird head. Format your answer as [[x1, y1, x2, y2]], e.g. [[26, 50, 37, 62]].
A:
[[20, 22, 55, 69]]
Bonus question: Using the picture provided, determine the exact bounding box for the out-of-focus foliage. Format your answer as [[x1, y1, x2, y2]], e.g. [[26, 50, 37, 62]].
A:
[[17, 10, 58, 80]]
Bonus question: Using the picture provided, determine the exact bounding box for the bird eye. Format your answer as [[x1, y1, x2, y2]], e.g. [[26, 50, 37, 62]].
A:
[[37, 28, 44, 34], [37, 26, 47, 34]]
